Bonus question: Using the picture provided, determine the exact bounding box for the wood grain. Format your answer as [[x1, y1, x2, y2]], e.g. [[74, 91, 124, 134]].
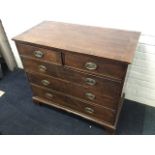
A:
[[16, 42, 62, 64], [31, 84, 116, 125], [64, 51, 127, 80], [21, 57, 122, 109], [13, 21, 140, 134], [27, 71, 120, 110], [13, 21, 140, 63]]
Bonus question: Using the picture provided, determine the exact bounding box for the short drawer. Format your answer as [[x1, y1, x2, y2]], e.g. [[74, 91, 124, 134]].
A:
[[31, 84, 116, 124], [16, 42, 62, 64], [64, 52, 127, 80], [27, 72, 120, 110], [22, 57, 122, 104]]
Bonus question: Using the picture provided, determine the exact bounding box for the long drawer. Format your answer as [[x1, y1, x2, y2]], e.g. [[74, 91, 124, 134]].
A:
[[27, 72, 119, 110], [31, 84, 116, 125], [22, 58, 122, 101]]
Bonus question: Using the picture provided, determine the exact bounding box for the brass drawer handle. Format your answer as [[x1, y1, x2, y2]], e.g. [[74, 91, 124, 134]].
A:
[[41, 80, 50, 86], [38, 65, 47, 72], [85, 92, 95, 100], [85, 107, 94, 114], [85, 78, 96, 86], [33, 50, 44, 58], [85, 62, 97, 70], [45, 92, 53, 99]]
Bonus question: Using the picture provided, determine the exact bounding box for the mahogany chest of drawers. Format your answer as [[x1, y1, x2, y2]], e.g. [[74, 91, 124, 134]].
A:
[[13, 21, 140, 134]]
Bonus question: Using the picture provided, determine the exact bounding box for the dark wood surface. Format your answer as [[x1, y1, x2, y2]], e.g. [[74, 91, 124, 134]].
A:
[[33, 96, 116, 131], [31, 84, 116, 125], [27, 71, 120, 110], [13, 21, 140, 134], [21, 56, 122, 83], [21, 57, 122, 109], [13, 21, 140, 64], [16, 42, 62, 64], [64, 51, 127, 80]]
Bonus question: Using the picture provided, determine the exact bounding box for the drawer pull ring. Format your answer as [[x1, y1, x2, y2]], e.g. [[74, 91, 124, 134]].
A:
[[85, 92, 95, 100], [41, 80, 50, 86], [85, 62, 97, 70], [45, 93, 53, 99], [33, 50, 44, 58], [38, 65, 47, 72], [85, 78, 96, 86], [85, 107, 94, 114]]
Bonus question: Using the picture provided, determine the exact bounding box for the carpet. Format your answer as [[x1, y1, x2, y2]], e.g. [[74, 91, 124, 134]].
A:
[[0, 69, 154, 135]]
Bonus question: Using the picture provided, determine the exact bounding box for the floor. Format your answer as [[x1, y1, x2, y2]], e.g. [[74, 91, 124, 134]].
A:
[[0, 69, 155, 135]]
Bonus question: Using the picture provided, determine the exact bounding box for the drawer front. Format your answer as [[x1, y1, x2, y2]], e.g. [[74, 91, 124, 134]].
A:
[[64, 52, 127, 80], [22, 58, 122, 103], [27, 72, 119, 110], [16, 42, 62, 64], [31, 84, 116, 124]]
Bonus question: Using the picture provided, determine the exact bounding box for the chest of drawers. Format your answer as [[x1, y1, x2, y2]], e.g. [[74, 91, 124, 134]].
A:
[[13, 21, 140, 134]]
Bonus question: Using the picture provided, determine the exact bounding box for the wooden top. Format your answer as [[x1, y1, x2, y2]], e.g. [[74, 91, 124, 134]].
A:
[[13, 21, 141, 63]]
